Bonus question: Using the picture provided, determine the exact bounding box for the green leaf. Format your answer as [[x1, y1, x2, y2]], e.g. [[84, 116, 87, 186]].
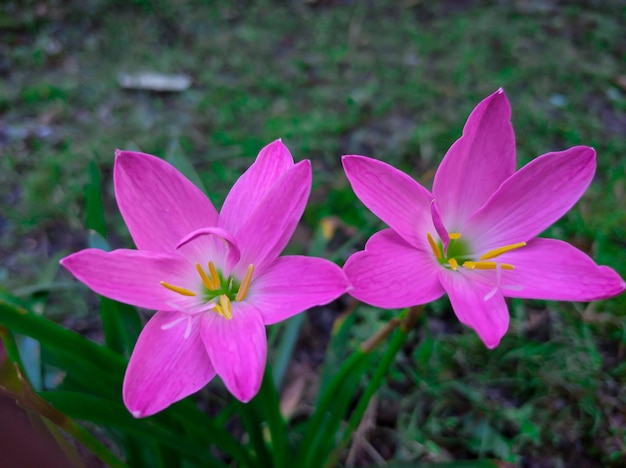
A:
[[40, 391, 225, 467], [100, 298, 142, 357]]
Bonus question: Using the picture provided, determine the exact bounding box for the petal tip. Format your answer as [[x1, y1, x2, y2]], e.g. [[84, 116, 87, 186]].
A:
[[484, 338, 502, 350]]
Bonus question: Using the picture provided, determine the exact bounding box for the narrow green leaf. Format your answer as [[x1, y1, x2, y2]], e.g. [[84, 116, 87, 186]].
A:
[[0, 295, 127, 380], [165, 139, 207, 193], [272, 313, 306, 388], [253, 366, 290, 466], [87, 230, 111, 251], [40, 391, 225, 467]]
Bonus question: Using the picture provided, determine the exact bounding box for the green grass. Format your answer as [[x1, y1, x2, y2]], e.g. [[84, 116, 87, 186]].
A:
[[1, 0, 625, 465]]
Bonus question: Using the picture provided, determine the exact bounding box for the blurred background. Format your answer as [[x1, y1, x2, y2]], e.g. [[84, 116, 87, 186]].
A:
[[1, 0, 625, 465]]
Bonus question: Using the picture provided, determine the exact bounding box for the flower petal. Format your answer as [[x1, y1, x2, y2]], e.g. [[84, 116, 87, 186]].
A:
[[232, 160, 311, 277], [342, 155, 434, 249], [343, 229, 445, 308], [220, 140, 295, 233], [176, 227, 241, 277], [433, 89, 516, 230], [60, 249, 193, 311], [496, 238, 626, 301], [114, 150, 219, 252], [464, 146, 596, 251], [438, 269, 509, 349], [123, 311, 215, 418], [200, 303, 267, 402], [248, 256, 350, 325]]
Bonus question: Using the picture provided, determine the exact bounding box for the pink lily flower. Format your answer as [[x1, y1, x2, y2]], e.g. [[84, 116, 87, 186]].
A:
[[61, 140, 349, 417], [342, 89, 625, 348]]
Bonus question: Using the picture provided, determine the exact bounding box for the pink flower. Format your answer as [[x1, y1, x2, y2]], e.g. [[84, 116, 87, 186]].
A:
[[61, 140, 349, 417], [342, 89, 625, 348]]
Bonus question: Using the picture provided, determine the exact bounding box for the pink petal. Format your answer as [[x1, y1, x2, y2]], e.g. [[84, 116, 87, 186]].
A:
[[219, 140, 295, 233], [342, 155, 434, 250], [200, 303, 267, 402], [433, 89, 516, 231], [343, 229, 445, 308], [496, 238, 626, 301], [114, 150, 219, 252], [232, 161, 311, 278], [438, 269, 509, 349], [431, 200, 450, 252], [176, 227, 241, 277], [247, 256, 350, 325], [60, 249, 194, 311], [464, 146, 596, 251], [123, 311, 215, 418]]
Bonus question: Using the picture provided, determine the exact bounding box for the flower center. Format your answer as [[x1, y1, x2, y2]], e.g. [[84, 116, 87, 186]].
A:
[[427, 231, 524, 272], [159, 262, 254, 320], [428, 199, 525, 273]]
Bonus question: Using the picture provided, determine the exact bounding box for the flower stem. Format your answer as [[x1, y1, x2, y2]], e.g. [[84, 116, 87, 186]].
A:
[[325, 305, 423, 467]]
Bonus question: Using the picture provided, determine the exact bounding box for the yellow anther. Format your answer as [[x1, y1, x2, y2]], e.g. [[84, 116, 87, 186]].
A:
[[427, 232, 442, 260], [480, 242, 526, 260], [463, 261, 514, 270], [449, 232, 461, 240], [235, 264, 254, 302], [208, 261, 221, 289], [214, 294, 232, 320], [196, 263, 215, 291], [160, 281, 197, 297], [448, 258, 459, 270]]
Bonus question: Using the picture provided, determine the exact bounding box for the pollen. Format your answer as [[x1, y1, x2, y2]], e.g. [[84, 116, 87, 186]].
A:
[[160, 281, 197, 296], [449, 232, 461, 240], [480, 242, 526, 260], [463, 261, 514, 270], [235, 264, 254, 302], [427, 232, 442, 260]]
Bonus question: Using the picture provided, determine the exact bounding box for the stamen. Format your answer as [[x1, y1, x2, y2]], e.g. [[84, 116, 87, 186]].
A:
[[235, 264, 254, 302], [448, 258, 459, 270], [480, 242, 526, 260], [196, 263, 215, 290], [160, 281, 197, 296], [214, 294, 233, 320], [462, 261, 514, 270], [449, 232, 461, 240], [208, 261, 221, 289], [427, 232, 442, 260]]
